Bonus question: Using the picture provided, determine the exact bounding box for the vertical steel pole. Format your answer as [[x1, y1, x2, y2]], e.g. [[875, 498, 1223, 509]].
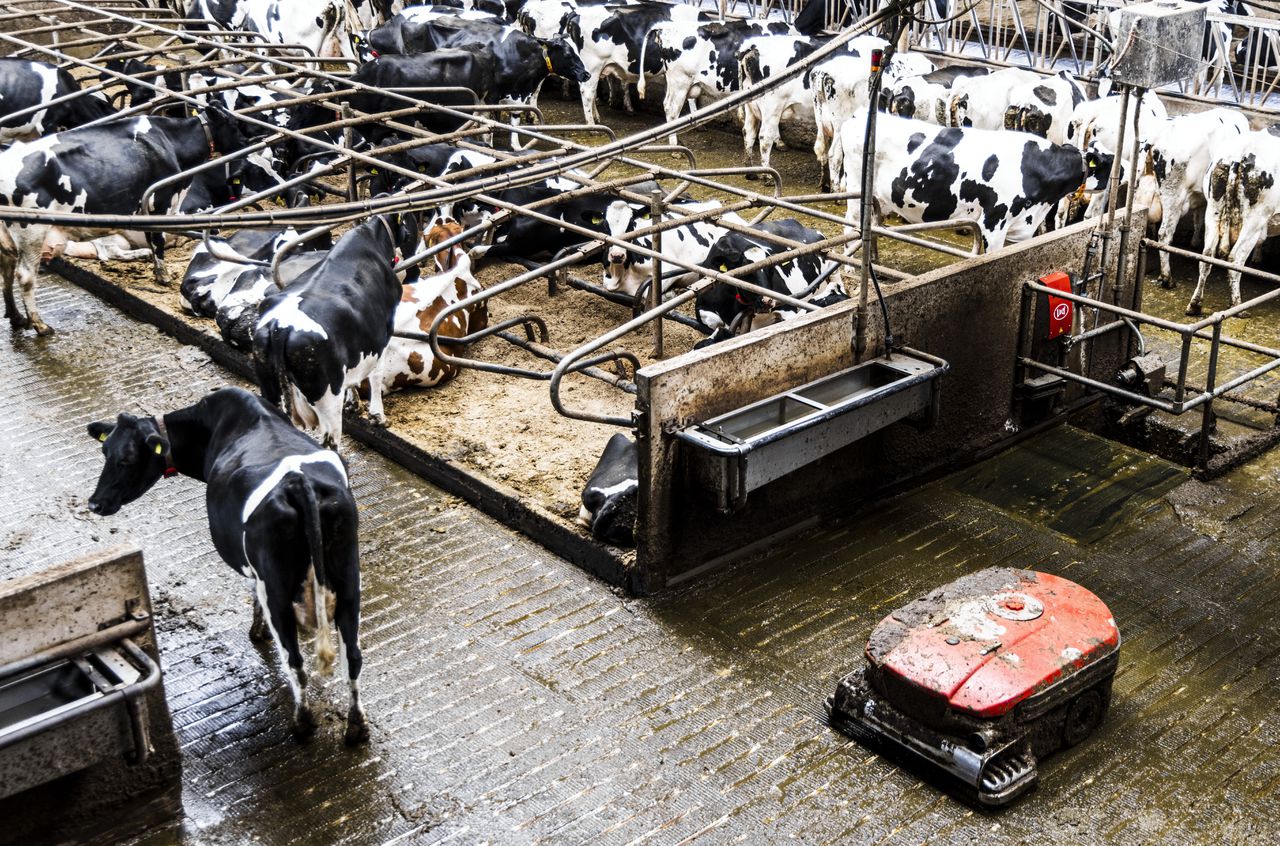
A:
[[1115, 87, 1144, 308], [854, 49, 882, 364], [1096, 85, 1131, 306], [650, 188, 664, 359], [1198, 322, 1222, 470], [341, 102, 355, 202]]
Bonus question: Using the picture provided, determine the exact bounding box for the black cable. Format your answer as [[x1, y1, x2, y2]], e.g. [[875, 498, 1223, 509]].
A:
[[858, 7, 912, 356]]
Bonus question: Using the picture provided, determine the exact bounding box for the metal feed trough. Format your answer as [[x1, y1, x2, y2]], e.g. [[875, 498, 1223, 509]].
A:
[[0, 547, 172, 804], [0, 639, 159, 798], [678, 349, 948, 511]]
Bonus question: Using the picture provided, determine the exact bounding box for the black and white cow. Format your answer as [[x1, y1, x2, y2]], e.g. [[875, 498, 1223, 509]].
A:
[[579, 433, 637, 547], [253, 215, 413, 447], [347, 48, 497, 142], [351, 4, 507, 60], [639, 17, 796, 146], [184, 0, 358, 60], [0, 107, 248, 335], [882, 64, 989, 123], [366, 141, 497, 196], [86, 387, 368, 744], [564, 2, 713, 124], [695, 218, 842, 341], [1004, 70, 1088, 144], [737, 34, 830, 176], [396, 16, 589, 147], [947, 67, 1043, 130], [462, 184, 630, 263], [1131, 108, 1249, 290], [1060, 91, 1168, 223], [1187, 128, 1280, 314], [810, 40, 930, 191], [840, 110, 1107, 252], [0, 59, 114, 143], [601, 198, 747, 297]]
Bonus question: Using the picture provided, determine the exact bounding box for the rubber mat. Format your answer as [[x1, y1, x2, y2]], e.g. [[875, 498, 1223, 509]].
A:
[[952, 425, 1188, 544]]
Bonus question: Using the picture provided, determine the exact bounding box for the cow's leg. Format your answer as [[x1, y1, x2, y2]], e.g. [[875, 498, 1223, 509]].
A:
[[259, 576, 316, 738], [1155, 190, 1183, 288], [757, 107, 783, 182], [662, 78, 689, 147], [814, 124, 831, 193], [741, 106, 760, 177], [15, 248, 50, 335], [581, 71, 602, 124], [0, 225, 18, 327], [1186, 228, 1220, 316], [365, 356, 387, 427], [332, 556, 367, 745], [313, 389, 344, 450], [150, 232, 170, 285], [249, 575, 270, 643], [1225, 223, 1266, 312]]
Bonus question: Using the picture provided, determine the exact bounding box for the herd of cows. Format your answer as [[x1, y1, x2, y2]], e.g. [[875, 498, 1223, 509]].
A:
[[1, 0, 1279, 742]]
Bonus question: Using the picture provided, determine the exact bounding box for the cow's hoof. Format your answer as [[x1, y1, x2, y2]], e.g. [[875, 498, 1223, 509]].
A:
[[1233, 309, 1251, 319], [744, 171, 759, 181], [249, 620, 269, 643], [1158, 277, 1176, 290], [1185, 302, 1203, 316], [292, 708, 318, 740], [369, 413, 387, 428], [344, 717, 370, 746], [33, 322, 53, 337], [8, 315, 30, 331]]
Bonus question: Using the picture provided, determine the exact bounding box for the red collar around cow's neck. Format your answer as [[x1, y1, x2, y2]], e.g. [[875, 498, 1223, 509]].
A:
[[154, 415, 179, 478]]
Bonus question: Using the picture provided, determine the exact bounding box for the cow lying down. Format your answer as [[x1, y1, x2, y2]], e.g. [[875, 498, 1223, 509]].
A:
[[579, 433, 637, 547], [86, 387, 368, 743]]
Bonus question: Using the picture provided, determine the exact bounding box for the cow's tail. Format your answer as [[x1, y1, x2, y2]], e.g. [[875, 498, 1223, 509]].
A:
[[258, 323, 296, 425], [638, 24, 662, 100], [295, 477, 336, 676]]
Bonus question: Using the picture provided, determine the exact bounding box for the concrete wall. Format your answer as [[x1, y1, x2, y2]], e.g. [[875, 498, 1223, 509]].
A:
[[631, 211, 1143, 592], [0, 546, 182, 846]]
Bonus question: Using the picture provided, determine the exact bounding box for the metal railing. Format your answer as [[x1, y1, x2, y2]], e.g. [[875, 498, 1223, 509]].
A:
[[697, 0, 1280, 111]]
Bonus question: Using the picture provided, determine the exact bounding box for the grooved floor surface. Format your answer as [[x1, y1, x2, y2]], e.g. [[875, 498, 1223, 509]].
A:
[[3, 274, 1280, 844]]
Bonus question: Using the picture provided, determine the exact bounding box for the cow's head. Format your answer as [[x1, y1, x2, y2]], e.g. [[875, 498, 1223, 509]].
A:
[[888, 84, 917, 118], [201, 103, 250, 157], [425, 216, 465, 272], [350, 31, 378, 64], [697, 237, 772, 331], [1083, 144, 1116, 193], [86, 414, 171, 516], [542, 37, 589, 83], [600, 200, 651, 291]]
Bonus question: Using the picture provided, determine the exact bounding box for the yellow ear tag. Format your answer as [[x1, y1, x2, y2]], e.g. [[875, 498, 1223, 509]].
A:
[[154, 443, 164, 455], [719, 264, 727, 272], [98, 432, 108, 442], [544, 54, 554, 74]]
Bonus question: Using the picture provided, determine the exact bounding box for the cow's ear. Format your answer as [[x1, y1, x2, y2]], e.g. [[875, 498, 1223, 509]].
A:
[[144, 432, 168, 456], [88, 421, 113, 443]]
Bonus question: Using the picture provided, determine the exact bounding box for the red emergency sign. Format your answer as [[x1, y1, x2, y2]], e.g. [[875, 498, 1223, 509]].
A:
[[1040, 271, 1073, 339]]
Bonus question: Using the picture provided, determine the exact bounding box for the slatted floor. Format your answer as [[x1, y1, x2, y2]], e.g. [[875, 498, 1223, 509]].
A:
[[3, 274, 1280, 844]]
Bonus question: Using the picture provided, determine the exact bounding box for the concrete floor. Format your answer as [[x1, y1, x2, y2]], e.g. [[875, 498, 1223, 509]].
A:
[[4, 274, 1280, 844]]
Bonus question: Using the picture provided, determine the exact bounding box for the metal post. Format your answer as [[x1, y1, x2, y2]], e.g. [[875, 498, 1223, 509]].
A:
[[854, 53, 881, 364], [1096, 85, 1130, 305], [1115, 87, 1144, 308], [1199, 322, 1221, 469], [650, 188, 664, 359], [1174, 333, 1193, 404], [341, 102, 355, 202]]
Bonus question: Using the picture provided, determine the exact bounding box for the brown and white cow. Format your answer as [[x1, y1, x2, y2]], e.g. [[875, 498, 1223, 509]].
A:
[[374, 219, 488, 393]]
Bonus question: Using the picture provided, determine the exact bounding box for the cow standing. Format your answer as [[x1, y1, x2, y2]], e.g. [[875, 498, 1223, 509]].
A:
[[841, 110, 1106, 252], [86, 388, 367, 743], [184, 0, 358, 61], [0, 107, 248, 335], [1132, 108, 1249, 290], [1188, 129, 1280, 315], [0, 59, 115, 144], [253, 215, 413, 448], [639, 17, 796, 146]]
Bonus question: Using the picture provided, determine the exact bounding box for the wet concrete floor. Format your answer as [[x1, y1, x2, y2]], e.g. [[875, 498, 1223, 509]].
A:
[[5, 266, 1280, 843]]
